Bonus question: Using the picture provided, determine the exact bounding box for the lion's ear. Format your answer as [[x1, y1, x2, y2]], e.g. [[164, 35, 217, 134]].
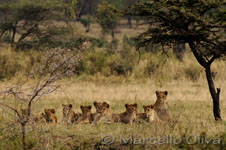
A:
[[93, 101, 97, 106], [150, 105, 154, 109], [41, 112, 45, 117], [164, 91, 168, 96], [69, 104, 72, 108], [51, 109, 56, 114], [62, 104, 65, 107], [134, 103, 137, 107], [103, 102, 110, 108], [156, 91, 160, 95], [80, 105, 84, 109], [125, 104, 128, 108], [88, 105, 92, 110]]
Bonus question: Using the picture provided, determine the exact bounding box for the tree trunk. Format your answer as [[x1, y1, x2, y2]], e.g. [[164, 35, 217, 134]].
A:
[[11, 27, 16, 43], [188, 42, 222, 121], [205, 66, 222, 121], [127, 16, 132, 28], [21, 123, 27, 150], [111, 30, 115, 40]]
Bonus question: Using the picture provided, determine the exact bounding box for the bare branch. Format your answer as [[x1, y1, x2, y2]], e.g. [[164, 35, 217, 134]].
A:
[[0, 103, 21, 118]]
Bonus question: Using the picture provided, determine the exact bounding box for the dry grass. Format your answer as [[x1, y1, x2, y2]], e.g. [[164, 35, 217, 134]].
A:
[[0, 77, 226, 149], [0, 20, 226, 150]]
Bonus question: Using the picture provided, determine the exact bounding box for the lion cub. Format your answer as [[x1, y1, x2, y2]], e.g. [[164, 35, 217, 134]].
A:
[[77, 105, 93, 123], [137, 105, 158, 122], [92, 101, 120, 123], [62, 104, 81, 123], [43, 109, 57, 123], [152, 91, 171, 122], [119, 103, 137, 125]]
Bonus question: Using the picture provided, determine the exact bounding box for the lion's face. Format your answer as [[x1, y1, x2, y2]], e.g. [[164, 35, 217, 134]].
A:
[[80, 105, 92, 115], [143, 105, 154, 116], [62, 104, 73, 117], [156, 91, 168, 104], [93, 101, 110, 114], [43, 109, 57, 123], [125, 103, 137, 114], [44, 109, 56, 115]]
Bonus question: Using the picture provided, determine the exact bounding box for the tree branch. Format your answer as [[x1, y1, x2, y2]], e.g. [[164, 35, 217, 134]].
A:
[[0, 103, 21, 118]]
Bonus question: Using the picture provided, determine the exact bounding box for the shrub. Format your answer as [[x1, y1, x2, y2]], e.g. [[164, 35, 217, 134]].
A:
[[80, 50, 109, 75]]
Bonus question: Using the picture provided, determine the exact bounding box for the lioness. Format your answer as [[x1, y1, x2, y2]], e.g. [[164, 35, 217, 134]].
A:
[[92, 101, 120, 123], [152, 91, 171, 121], [119, 103, 137, 125]]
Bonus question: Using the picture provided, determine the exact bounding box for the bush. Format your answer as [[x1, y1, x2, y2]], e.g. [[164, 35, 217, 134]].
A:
[[106, 54, 132, 76], [80, 50, 109, 75], [80, 46, 136, 76]]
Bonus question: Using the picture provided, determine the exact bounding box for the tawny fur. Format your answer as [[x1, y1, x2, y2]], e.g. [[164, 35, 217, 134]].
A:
[[92, 101, 120, 123], [119, 103, 137, 125], [152, 91, 171, 122], [43, 109, 57, 123]]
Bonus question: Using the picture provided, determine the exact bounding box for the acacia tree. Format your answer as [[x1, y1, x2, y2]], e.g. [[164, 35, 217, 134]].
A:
[[131, 0, 226, 121], [97, 2, 121, 39]]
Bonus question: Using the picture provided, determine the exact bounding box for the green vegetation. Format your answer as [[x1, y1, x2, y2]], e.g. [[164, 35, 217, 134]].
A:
[[97, 2, 121, 39]]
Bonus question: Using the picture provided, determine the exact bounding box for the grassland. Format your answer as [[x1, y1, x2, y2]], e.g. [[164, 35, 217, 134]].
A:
[[0, 77, 226, 150], [0, 20, 226, 150]]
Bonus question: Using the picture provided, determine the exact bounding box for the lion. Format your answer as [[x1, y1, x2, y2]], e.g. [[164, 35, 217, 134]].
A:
[[119, 103, 137, 125], [152, 91, 171, 122], [62, 104, 81, 123], [76, 105, 93, 123], [92, 101, 120, 123], [136, 105, 158, 122], [43, 108, 57, 123]]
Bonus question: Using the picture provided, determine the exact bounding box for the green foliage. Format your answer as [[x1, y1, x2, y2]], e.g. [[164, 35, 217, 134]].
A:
[[64, 0, 78, 20], [96, 2, 121, 37], [80, 45, 136, 76], [123, 34, 135, 47], [106, 54, 133, 76], [0, 0, 79, 49], [132, 0, 226, 59]]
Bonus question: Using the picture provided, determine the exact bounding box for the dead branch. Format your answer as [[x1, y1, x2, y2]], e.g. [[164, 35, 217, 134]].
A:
[[0, 102, 21, 118]]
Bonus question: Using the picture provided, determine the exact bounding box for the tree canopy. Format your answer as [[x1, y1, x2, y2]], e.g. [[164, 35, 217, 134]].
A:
[[131, 0, 226, 121], [132, 0, 226, 64]]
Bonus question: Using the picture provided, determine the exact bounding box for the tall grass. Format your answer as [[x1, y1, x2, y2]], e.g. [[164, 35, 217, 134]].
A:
[[0, 21, 226, 149], [0, 78, 226, 149]]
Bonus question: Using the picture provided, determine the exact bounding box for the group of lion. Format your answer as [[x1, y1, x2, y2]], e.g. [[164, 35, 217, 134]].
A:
[[28, 90, 171, 125]]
